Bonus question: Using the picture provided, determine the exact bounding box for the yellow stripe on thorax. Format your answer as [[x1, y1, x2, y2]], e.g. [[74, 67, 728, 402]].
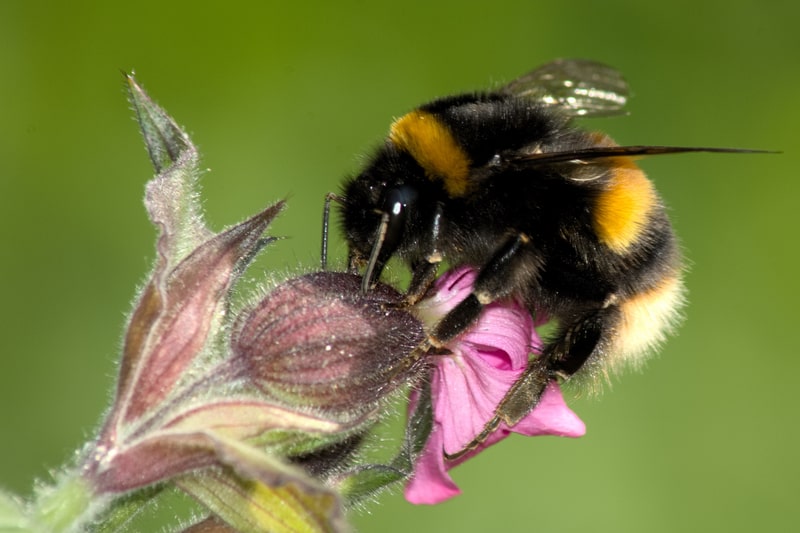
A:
[[389, 110, 471, 197], [592, 155, 657, 253]]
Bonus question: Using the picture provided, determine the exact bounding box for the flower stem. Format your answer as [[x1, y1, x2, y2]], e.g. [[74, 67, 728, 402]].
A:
[[31, 466, 103, 533]]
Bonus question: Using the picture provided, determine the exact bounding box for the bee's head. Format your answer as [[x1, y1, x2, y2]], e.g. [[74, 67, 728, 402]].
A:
[[340, 149, 426, 292]]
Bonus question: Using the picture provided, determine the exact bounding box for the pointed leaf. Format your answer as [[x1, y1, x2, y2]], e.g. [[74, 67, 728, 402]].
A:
[[163, 398, 347, 447], [178, 473, 343, 533], [91, 432, 221, 493], [89, 486, 161, 533], [182, 516, 239, 532], [176, 437, 346, 533], [126, 74, 192, 175], [115, 202, 283, 424], [93, 393, 326, 493], [126, 74, 209, 262]]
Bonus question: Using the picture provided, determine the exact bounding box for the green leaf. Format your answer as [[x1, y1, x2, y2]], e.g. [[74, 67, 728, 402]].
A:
[[125, 73, 192, 175], [125, 73, 211, 263], [87, 486, 161, 533], [163, 397, 348, 456], [181, 515, 238, 532], [175, 436, 347, 533], [178, 472, 342, 533]]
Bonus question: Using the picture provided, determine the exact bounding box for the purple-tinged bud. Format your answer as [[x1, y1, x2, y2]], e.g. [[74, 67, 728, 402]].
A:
[[232, 272, 425, 416]]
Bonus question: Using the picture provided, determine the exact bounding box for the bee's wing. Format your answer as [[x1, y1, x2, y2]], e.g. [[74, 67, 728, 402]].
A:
[[501, 59, 630, 117]]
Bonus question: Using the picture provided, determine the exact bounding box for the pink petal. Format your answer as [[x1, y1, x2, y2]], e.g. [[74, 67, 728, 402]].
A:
[[406, 382, 585, 505], [413, 266, 477, 324], [431, 266, 478, 305], [459, 300, 536, 371], [404, 419, 461, 505], [405, 266, 585, 505], [433, 346, 518, 455], [426, 266, 541, 454], [509, 381, 586, 438]]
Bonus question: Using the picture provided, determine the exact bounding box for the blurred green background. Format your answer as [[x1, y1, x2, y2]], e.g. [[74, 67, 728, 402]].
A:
[[2, 1, 797, 531]]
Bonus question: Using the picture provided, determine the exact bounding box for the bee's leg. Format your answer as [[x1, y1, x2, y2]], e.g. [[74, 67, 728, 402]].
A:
[[550, 306, 616, 377], [400, 232, 535, 376], [445, 304, 616, 460], [429, 232, 535, 346], [404, 259, 440, 305], [504, 307, 610, 419], [442, 355, 552, 461], [403, 202, 446, 306]]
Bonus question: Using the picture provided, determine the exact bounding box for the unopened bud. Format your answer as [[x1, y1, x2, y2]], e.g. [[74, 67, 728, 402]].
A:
[[232, 272, 424, 416]]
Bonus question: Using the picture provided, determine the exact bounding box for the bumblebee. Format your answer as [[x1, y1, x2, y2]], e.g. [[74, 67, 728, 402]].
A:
[[322, 59, 759, 457]]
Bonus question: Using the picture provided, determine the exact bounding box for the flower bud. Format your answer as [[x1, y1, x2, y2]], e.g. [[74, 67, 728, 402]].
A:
[[232, 272, 424, 416]]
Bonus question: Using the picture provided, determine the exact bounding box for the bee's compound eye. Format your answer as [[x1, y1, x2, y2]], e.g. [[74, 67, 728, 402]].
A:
[[382, 185, 418, 215]]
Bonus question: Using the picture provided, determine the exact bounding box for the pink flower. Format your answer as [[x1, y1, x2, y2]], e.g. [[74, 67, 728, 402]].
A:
[[405, 266, 586, 505]]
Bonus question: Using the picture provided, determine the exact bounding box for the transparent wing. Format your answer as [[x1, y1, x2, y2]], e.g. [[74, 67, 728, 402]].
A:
[[501, 59, 630, 117]]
